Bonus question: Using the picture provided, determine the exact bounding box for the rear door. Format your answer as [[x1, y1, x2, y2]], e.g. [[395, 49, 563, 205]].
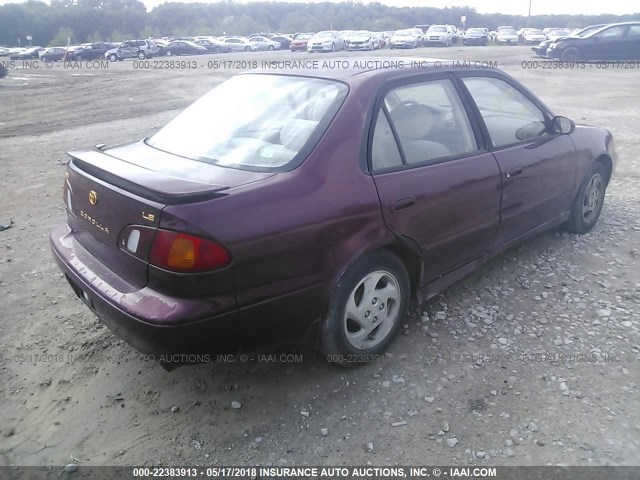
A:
[[370, 75, 501, 280], [459, 73, 576, 246]]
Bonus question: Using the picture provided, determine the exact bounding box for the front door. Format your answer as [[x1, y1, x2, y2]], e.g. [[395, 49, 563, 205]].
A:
[[370, 76, 501, 281], [459, 74, 577, 246], [582, 24, 628, 60]]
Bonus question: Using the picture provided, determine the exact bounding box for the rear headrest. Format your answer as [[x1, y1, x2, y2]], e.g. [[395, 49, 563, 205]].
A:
[[280, 119, 319, 151], [389, 103, 432, 140]]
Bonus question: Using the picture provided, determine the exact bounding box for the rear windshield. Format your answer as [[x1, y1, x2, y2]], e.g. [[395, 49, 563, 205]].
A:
[[147, 74, 348, 171], [429, 26, 447, 32]]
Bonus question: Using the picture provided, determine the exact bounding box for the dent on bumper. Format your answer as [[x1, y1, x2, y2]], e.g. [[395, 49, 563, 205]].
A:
[[50, 223, 239, 355]]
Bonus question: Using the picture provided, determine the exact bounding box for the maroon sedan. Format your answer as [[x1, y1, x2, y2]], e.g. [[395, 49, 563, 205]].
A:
[[50, 59, 617, 365], [290, 33, 314, 52]]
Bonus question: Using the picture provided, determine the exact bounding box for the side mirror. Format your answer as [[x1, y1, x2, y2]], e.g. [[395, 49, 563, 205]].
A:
[[551, 115, 575, 135]]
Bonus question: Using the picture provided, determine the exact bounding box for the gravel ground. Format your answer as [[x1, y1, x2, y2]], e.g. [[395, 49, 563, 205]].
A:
[[0, 46, 638, 468]]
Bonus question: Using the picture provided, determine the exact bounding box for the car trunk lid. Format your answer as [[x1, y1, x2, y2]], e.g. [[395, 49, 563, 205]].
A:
[[65, 142, 274, 289]]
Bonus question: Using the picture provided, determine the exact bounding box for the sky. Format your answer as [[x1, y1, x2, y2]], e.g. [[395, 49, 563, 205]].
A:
[[0, 0, 638, 15]]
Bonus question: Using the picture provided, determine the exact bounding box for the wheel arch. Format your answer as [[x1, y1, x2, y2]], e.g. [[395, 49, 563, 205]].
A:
[[594, 153, 613, 183], [324, 236, 424, 315]]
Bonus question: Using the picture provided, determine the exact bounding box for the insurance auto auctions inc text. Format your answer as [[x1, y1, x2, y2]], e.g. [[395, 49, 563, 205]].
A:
[[256, 466, 497, 478]]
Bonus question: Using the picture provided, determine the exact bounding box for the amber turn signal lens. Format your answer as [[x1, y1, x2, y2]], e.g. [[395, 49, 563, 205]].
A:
[[167, 237, 196, 269]]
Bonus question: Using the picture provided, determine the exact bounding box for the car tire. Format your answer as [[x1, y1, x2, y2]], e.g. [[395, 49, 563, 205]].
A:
[[268, 45, 274, 51], [137, 51, 146, 59], [565, 162, 608, 234], [244, 46, 251, 52], [561, 47, 580, 61], [320, 250, 410, 366], [166, 50, 173, 57], [108, 54, 118, 62]]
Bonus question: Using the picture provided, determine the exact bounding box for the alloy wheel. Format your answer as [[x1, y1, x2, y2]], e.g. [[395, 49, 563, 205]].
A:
[[582, 173, 603, 223], [343, 270, 401, 350]]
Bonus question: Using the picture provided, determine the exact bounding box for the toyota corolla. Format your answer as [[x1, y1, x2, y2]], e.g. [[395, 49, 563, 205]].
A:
[[50, 59, 617, 366]]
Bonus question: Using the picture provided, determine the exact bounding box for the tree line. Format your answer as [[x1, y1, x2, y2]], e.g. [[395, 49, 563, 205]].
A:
[[1, 0, 638, 47]]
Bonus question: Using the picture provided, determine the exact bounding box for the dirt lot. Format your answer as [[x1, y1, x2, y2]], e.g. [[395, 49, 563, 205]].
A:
[[0, 46, 639, 468]]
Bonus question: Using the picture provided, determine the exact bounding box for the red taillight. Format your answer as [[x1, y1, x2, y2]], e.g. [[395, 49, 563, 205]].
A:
[[149, 229, 231, 272]]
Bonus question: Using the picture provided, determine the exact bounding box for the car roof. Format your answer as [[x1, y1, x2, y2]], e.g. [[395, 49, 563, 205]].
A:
[[246, 57, 499, 83]]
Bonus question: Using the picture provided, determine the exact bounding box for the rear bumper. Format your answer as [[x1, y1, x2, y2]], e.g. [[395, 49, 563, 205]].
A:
[[50, 223, 239, 356]]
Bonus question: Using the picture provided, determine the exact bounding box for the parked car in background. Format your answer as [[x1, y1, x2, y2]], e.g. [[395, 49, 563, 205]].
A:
[[223, 37, 258, 52], [496, 29, 519, 44], [170, 36, 196, 42], [531, 24, 606, 57], [390, 28, 422, 49], [414, 24, 431, 34], [14, 47, 44, 60], [249, 36, 281, 51], [372, 32, 387, 49], [271, 35, 293, 50], [290, 33, 314, 52], [163, 41, 208, 56], [521, 29, 547, 45], [0, 47, 10, 57], [105, 39, 160, 61], [39, 47, 67, 62], [8, 47, 25, 59], [70, 43, 115, 61], [0, 63, 7, 79], [307, 31, 344, 52], [463, 28, 489, 46], [547, 22, 640, 61], [50, 62, 617, 365], [63, 45, 87, 61], [424, 25, 453, 46], [345, 31, 377, 51], [195, 38, 231, 53], [546, 28, 574, 42]]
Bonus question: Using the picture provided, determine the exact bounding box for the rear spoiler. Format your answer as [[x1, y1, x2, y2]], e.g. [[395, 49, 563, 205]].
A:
[[68, 149, 229, 205]]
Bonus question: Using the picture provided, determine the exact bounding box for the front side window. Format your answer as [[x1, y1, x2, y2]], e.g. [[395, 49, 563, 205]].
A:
[[381, 79, 478, 166], [597, 25, 626, 39], [462, 76, 547, 148], [625, 25, 640, 37], [148, 74, 348, 171]]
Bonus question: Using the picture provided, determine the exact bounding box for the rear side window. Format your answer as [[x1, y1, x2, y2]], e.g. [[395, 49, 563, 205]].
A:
[[462, 76, 547, 148], [371, 110, 402, 170], [382, 79, 478, 166]]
